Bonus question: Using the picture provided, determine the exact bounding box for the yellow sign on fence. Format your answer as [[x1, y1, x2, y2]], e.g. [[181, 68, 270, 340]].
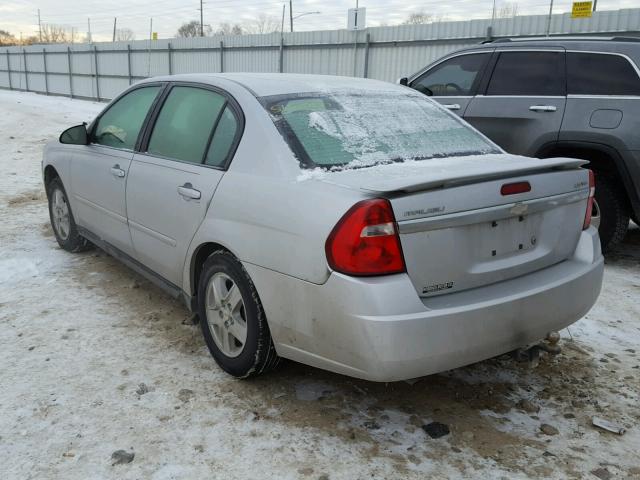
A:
[[152, 32, 158, 40], [572, 1, 593, 18]]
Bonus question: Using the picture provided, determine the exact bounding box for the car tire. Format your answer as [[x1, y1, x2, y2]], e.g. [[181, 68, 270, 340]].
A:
[[46, 177, 92, 253], [197, 250, 280, 378], [593, 174, 629, 253]]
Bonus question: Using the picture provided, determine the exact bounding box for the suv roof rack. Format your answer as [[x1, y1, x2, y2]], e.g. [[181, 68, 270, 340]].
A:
[[487, 36, 640, 44]]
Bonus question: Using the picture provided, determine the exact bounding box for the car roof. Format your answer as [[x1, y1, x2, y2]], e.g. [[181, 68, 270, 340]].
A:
[[139, 73, 403, 98]]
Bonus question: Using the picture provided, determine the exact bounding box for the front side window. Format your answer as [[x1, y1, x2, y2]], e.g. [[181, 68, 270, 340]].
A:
[[568, 52, 640, 96], [411, 53, 489, 96], [262, 90, 500, 170], [148, 86, 226, 164], [486, 51, 565, 96], [93, 86, 161, 149]]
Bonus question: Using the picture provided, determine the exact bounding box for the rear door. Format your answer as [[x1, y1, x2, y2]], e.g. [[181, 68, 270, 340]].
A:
[[464, 49, 567, 156], [126, 84, 242, 285], [409, 51, 493, 117], [70, 85, 163, 254]]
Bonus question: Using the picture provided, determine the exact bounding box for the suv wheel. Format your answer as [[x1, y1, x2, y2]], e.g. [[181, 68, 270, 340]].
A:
[[197, 251, 280, 378], [593, 174, 629, 253], [46, 177, 92, 252]]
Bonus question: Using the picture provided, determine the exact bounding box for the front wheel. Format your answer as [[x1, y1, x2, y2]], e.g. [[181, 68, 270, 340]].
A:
[[593, 174, 629, 253], [46, 177, 92, 253], [197, 251, 280, 378]]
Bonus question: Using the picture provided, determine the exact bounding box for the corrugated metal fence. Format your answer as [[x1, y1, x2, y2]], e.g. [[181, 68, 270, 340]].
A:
[[1, 8, 639, 101]]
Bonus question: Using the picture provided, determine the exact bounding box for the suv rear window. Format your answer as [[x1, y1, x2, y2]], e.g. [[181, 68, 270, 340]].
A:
[[261, 90, 500, 170], [567, 52, 640, 96], [487, 51, 565, 96]]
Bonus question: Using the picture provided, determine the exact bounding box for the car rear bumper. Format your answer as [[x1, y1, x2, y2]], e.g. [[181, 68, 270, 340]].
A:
[[245, 227, 603, 382]]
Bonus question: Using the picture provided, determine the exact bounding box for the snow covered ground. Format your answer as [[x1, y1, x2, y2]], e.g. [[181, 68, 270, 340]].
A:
[[1, 89, 639, 480]]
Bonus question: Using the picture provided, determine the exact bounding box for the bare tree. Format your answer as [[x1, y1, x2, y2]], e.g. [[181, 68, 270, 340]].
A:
[[215, 22, 244, 35], [243, 14, 279, 34], [0, 30, 17, 46], [177, 20, 211, 37], [402, 12, 434, 25], [116, 28, 135, 41], [40, 24, 72, 43], [498, 2, 520, 18]]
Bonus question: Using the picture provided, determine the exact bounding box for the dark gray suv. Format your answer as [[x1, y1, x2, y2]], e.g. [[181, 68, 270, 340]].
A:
[[402, 37, 640, 252]]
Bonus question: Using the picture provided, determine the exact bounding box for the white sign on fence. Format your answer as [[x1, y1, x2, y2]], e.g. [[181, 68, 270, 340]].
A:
[[347, 8, 366, 30]]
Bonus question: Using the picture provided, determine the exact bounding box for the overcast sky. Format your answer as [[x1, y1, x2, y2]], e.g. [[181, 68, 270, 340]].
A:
[[1, 0, 638, 41]]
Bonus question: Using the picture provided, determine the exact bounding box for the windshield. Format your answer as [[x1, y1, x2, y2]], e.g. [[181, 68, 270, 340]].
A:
[[261, 89, 500, 170]]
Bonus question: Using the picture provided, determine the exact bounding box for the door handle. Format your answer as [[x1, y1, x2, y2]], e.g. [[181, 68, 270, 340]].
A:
[[443, 104, 461, 111], [110, 165, 126, 178], [529, 105, 557, 112], [177, 183, 201, 200]]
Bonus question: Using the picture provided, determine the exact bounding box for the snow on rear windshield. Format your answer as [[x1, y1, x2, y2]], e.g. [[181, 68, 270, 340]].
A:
[[261, 89, 500, 170]]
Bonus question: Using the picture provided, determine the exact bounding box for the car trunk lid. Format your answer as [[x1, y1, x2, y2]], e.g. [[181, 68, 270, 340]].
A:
[[321, 154, 590, 297]]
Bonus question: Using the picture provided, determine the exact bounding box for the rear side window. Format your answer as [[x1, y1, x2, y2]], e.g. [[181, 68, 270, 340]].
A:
[[487, 51, 565, 96], [411, 53, 489, 96], [148, 86, 226, 164], [205, 107, 239, 168], [567, 52, 640, 96], [93, 86, 160, 149]]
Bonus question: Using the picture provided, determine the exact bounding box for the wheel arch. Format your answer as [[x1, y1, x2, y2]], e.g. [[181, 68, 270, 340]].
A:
[[536, 141, 639, 218], [43, 164, 60, 191], [188, 241, 235, 306]]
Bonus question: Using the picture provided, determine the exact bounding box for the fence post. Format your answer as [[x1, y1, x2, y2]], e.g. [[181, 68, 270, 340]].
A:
[[279, 36, 284, 73], [6, 49, 12, 90], [363, 33, 371, 78], [23, 48, 29, 91], [67, 46, 74, 98], [219, 41, 224, 73], [93, 45, 100, 101], [168, 42, 173, 75], [43, 47, 49, 95], [127, 44, 132, 85]]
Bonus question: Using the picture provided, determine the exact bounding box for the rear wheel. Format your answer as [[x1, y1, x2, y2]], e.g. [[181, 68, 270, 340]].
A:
[[197, 251, 280, 378], [46, 177, 91, 253], [593, 174, 629, 253]]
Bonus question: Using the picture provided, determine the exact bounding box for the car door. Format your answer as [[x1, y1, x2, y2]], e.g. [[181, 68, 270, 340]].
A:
[[126, 84, 242, 286], [463, 49, 567, 156], [70, 85, 163, 253], [409, 51, 493, 117]]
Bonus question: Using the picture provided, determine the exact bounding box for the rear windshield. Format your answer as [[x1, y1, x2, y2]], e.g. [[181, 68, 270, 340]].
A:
[[261, 90, 500, 170]]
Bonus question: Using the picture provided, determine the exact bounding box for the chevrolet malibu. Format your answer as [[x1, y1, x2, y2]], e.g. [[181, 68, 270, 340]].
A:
[[43, 73, 604, 381]]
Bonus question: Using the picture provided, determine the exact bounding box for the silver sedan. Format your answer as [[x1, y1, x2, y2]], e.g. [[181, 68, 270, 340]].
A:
[[43, 73, 603, 381]]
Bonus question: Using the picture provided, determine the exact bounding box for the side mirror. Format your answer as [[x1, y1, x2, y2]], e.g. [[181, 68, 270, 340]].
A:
[[397, 77, 409, 86], [59, 124, 88, 145]]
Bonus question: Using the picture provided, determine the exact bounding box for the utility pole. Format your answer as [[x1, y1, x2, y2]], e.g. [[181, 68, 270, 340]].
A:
[[87, 18, 92, 43], [281, 4, 286, 34], [290, 0, 293, 32], [200, 0, 204, 36], [113, 17, 117, 42], [593, 0, 598, 11], [545, 0, 554, 37], [37, 9, 42, 43]]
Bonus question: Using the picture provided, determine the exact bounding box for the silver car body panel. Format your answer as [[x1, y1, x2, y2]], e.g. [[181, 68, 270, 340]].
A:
[[43, 73, 604, 381]]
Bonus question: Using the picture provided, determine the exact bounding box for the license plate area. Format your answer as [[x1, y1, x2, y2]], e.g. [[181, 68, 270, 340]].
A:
[[477, 215, 538, 259]]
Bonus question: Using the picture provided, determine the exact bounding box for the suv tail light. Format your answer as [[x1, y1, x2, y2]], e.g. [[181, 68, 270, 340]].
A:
[[583, 170, 596, 230], [325, 199, 405, 276]]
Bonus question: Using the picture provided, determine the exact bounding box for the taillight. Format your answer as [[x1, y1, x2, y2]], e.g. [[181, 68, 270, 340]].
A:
[[325, 199, 405, 276], [583, 169, 596, 230]]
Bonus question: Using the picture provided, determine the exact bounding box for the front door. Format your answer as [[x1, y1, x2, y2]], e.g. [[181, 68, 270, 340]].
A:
[[409, 51, 493, 117], [70, 85, 162, 253], [126, 85, 242, 286], [463, 50, 567, 156]]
